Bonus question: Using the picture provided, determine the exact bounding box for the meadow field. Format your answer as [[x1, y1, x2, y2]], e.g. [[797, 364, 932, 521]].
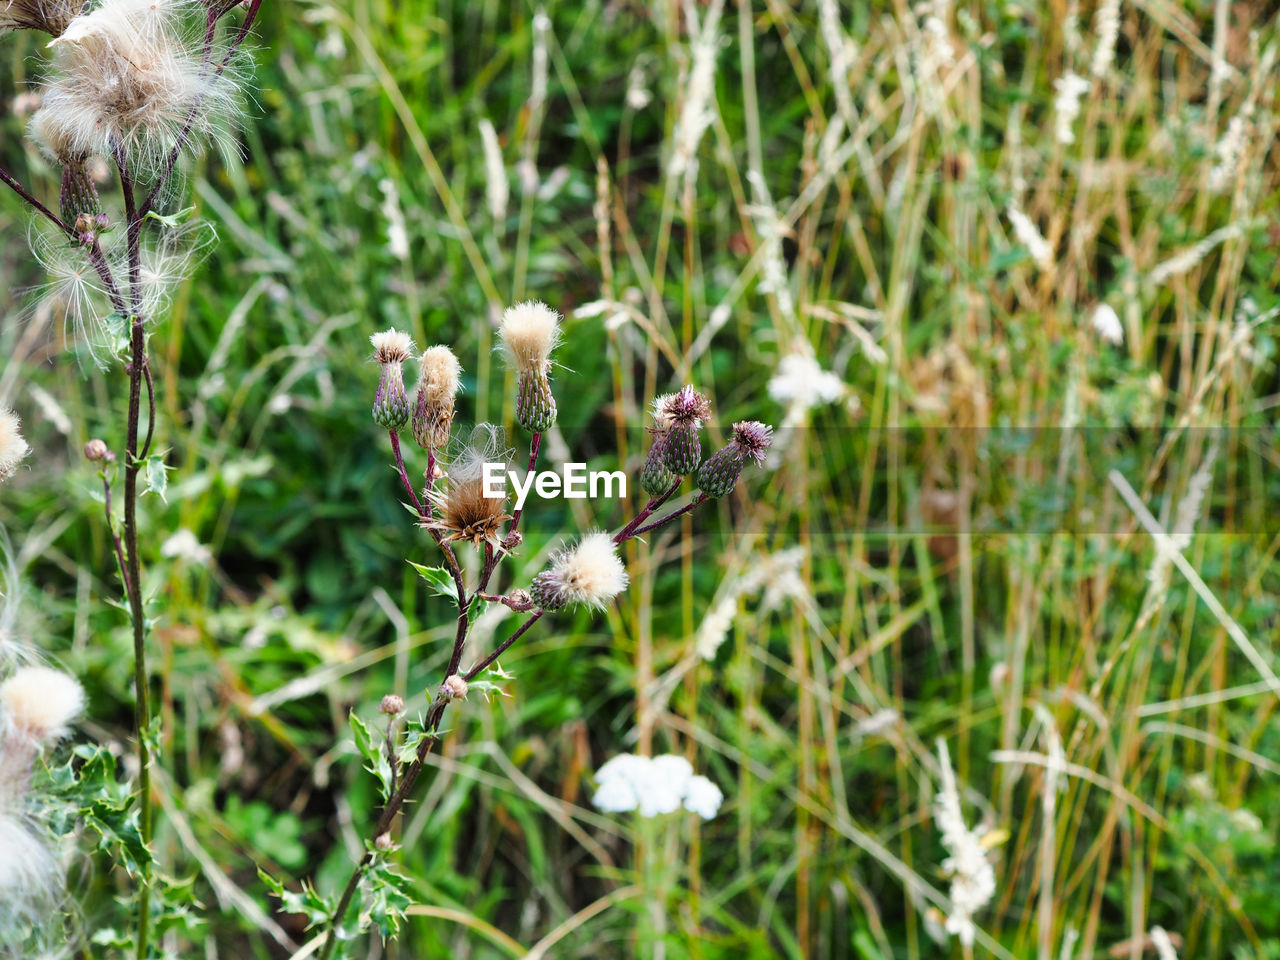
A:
[[1, 0, 1279, 957]]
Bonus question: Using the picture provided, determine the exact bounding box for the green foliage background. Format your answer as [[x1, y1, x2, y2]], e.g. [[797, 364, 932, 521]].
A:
[[2, 0, 1280, 957]]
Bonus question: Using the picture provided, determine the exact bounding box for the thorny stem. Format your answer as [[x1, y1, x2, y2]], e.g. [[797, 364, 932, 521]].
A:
[[100, 470, 130, 598], [613, 477, 683, 543], [507, 431, 541, 532], [0, 164, 68, 232], [315, 443, 714, 958], [463, 610, 544, 681], [115, 143, 154, 960], [124, 314, 152, 960], [388, 429, 425, 516]]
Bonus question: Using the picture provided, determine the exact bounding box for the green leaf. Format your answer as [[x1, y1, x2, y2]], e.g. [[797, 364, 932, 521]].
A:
[[143, 454, 170, 502], [350, 710, 394, 802], [406, 561, 458, 601], [259, 869, 335, 929]]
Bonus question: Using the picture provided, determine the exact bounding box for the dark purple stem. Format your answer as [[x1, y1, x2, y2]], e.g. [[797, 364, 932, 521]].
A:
[[0, 165, 68, 233], [629, 493, 709, 538], [613, 477, 683, 543], [388, 429, 425, 516], [101, 471, 131, 597], [463, 610, 544, 681]]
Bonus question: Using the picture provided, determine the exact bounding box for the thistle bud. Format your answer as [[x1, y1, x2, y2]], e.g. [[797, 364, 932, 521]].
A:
[[374, 832, 394, 851], [659, 386, 711, 476], [530, 531, 629, 612], [696, 421, 773, 497], [440, 674, 468, 701], [370, 329, 414, 430], [379, 694, 405, 716], [498, 301, 562, 433], [640, 435, 675, 496], [83, 438, 113, 462], [59, 157, 101, 231], [412, 345, 461, 450]]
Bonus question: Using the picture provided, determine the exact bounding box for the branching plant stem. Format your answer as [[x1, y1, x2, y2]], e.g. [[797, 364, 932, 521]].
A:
[[315, 443, 713, 958]]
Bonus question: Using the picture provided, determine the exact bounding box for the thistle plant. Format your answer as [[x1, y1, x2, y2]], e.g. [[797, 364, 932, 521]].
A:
[[1, 0, 262, 954], [290, 318, 772, 957]]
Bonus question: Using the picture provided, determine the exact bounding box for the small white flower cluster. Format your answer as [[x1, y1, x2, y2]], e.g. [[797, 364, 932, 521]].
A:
[[1090, 0, 1121, 78], [768, 353, 845, 412], [592, 753, 724, 820], [1207, 114, 1248, 194], [1007, 205, 1053, 270], [695, 546, 807, 660], [1053, 73, 1091, 145], [934, 740, 996, 948], [1090, 303, 1123, 345]]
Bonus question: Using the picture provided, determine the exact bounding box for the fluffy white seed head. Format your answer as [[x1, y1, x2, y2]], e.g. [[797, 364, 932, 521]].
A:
[[0, 666, 85, 745], [0, 813, 63, 944], [0, 0, 82, 35], [546, 531, 628, 611], [498, 300, 561, 375], [0, 409, 31, 484], [370, 328, 414, 365], [418, 345, 461, 403], [33, 0, 245, 173]]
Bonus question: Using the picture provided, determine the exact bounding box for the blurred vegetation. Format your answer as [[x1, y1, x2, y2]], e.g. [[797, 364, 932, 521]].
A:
[[2, 0, 1280, 958]]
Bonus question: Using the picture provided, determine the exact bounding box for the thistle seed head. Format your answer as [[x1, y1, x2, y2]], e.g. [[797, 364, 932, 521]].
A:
[[370, 328, 414, 366], [440, 674, 468, 701], [695, 421, 773, 497], [34, 0, 247, 174], [0, 409, 30, 483], [425, 477, 511, 551], [83, 438, 112, 462], [412, 345, 461, 450], [379, 694, 405, 716], [370, 328, 414, 429], [729, 420, 773, 466], [0, 665, 85, 746], [662, 386, 711, 427], [529, 531, 629, 612], [498, 300, 561, 375]]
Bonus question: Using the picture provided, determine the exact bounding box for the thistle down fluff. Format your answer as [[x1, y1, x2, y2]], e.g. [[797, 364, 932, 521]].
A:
[[498, 300, 561, 433], [0, 664, 86, 948], [412, 345, 462, 451], [530, 531, 628, 612], [31, 0, 246, 175]]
